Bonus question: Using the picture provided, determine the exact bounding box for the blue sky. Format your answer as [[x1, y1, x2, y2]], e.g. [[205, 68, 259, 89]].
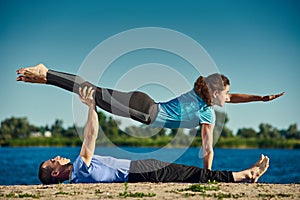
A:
[[1, 0, 299, 134]]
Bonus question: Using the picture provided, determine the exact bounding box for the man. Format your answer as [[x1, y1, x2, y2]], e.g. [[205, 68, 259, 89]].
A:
[[38, 86, 269, 184]]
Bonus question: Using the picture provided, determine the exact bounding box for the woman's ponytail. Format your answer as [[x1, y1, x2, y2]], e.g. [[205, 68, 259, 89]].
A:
[[194, 76, 212, 106]]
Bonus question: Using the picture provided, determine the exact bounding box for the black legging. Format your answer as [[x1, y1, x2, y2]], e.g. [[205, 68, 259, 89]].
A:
[[46, 70, 158, 124], [128, 159, 234, 183]]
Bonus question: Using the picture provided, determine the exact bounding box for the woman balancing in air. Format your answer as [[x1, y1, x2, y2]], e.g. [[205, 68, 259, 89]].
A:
[[16, 64, 284, 169]]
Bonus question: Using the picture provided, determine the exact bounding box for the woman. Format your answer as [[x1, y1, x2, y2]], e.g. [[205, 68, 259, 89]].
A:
[[16, 64, 284, 169]]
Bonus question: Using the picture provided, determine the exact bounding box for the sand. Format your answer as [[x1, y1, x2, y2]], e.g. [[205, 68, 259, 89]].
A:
[[0, 182, 299, 200]]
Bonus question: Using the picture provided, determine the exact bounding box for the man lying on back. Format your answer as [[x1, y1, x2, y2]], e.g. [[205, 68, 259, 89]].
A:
[[39, 86, 269, 184]]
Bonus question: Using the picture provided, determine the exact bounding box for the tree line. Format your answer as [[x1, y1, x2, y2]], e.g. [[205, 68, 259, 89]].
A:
[[0, 111, 299, 148]]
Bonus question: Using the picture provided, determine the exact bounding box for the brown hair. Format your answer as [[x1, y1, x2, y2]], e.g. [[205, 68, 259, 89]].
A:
[[194, 73, 230, 106], [38, 162, 72, 184], [38, 162, 58, 184]]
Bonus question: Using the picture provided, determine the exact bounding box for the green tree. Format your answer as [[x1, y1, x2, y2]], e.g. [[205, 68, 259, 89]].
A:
[[169, 129, 178, 137], [170, 128, 191, 146], [237, 128, 257, 138], [257, 123, 281, 139], [214, 110, 233, 139], [0, 117, 35, 139], [284, 124, 300, 139], [106, 117, 120, 139], [63, 125, 78, 138], [51, 119, 64, 137], [97, 111, 108, 133], [220, 126, 233, 138], [125, 125, 163, 138], [156, 128, 166, 137], [38, 125, 50, 135]]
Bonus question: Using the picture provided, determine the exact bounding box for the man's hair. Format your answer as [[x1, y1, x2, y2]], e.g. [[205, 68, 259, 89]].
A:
[[38, 162, 60, 184], [38, 161, 72, 184]]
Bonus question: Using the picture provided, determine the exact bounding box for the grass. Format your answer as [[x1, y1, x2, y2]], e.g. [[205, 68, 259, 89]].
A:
[[119, 182, 156, 198], [0, 189, 40, 199], [258, 193, 293, 198], [54, 183, 82, 196], [4, 192, 40, 198], [178, 180, 220, 193], [177, 181, 248, 199], [178, 183, 220, 193], [95, 189, 103, 195]]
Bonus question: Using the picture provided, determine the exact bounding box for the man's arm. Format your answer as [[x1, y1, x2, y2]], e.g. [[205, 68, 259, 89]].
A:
[[201, 123, 214, 170], [79, 86, 99, 167], [227, 92, 285, 103]]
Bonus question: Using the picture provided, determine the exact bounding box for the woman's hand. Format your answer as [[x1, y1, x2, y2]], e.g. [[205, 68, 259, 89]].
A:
[[262, 92, 285, 102]]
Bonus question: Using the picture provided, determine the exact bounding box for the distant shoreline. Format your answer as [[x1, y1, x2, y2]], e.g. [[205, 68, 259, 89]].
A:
[[1, 136, 299, 149]]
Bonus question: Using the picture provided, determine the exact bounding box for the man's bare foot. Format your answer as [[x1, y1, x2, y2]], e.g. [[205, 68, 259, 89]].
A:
[[232, 154, 270, 183], [16, 63, 49, 84]]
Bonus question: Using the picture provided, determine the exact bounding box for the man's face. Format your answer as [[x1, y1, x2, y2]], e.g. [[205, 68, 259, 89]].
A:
[[42, 156, 71, 170]]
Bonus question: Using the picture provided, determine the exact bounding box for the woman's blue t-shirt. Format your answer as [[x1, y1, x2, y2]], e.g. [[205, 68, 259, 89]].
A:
[[70, 155, 131, 183], [151, 89, 215, 129]]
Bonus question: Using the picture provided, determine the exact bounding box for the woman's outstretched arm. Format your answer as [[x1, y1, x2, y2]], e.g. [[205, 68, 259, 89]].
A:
[[227, 92, 285, 103]]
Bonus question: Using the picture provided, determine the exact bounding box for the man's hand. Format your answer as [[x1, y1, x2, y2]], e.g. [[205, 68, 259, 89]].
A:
[[79, 86, 96, 108], [79, 86, 98, 167], [262, 92, 285, 102]]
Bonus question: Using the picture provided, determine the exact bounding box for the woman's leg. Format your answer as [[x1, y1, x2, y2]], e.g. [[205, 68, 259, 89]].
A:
[[99, 88, 158, 124], [16, 64, 158, 124]]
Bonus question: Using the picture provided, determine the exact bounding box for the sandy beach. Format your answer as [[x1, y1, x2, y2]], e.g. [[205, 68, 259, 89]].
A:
[[0, 182, 299, 200]]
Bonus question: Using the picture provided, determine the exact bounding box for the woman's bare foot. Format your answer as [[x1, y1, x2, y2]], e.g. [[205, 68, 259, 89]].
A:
[[16, 63, 49, 84], [232, 154, 270, 183]]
